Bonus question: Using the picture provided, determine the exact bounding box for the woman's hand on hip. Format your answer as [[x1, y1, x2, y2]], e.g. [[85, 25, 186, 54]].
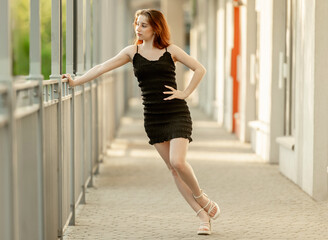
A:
[[163, 85, 188, 100]]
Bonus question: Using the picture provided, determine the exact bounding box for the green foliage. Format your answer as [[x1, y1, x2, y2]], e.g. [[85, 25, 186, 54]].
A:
[[40, 0, 51, 79], [11, 0, 30, 76], [11, 0, 66, 79]]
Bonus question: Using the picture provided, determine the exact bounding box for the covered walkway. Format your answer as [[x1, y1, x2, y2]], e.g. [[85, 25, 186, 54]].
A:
[[2, 0, 328, 239], [63, 98, 328, 240]]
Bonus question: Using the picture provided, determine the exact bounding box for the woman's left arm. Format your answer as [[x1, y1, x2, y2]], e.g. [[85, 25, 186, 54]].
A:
[[163, 44, 206, 100]]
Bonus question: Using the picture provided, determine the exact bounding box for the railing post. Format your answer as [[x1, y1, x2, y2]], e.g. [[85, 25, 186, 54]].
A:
[[76, 0, 94, 190], [27, 0, 45, 239], [85, 0, 101, 175], [76, 0, 87, 205], [93, 0, 104, 160], [50, 1, 62, 80], [0, 0, 19, 239], [66, 0, 76, 227], [50, 0, 63, 238]]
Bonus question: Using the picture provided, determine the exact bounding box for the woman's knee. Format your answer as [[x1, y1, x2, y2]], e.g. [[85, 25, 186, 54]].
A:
[[170, 158, 185, 172], [169, 167, 179, 177]]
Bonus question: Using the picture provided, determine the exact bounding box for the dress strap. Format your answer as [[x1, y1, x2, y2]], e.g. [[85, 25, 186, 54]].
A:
[[165, 47, 167, 52], [136, 45, 139, 53]]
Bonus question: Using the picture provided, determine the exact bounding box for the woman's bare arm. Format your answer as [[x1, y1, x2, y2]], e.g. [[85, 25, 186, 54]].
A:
[[163, 44, 206, 100], [62, 45, 134, 87]]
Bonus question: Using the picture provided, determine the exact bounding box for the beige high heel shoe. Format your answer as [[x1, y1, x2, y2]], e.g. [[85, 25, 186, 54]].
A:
[[196, 208, 211, 235], [193, 189, 221, 220]]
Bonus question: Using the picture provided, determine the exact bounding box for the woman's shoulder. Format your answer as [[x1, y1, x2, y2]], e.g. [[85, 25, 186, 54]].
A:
[[122, 44, 138, 53], [166, 44, 186, 61], [166, 44, 184, 54], [120, 44, 138, 61], [166, 44, 176, 51]]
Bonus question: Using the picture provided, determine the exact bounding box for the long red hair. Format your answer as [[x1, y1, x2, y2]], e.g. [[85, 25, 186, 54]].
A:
[[133, 9, 171, 49]]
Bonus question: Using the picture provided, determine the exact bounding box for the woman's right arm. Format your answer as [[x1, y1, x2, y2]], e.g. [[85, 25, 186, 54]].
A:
[[62, 45, 133, 87]]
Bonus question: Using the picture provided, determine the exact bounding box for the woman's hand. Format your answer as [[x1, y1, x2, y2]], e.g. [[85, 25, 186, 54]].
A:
[[61, 73, 75, 87], [163, 85, 188, 100]]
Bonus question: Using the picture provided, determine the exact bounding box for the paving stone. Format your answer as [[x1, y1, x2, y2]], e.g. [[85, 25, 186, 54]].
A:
[[63, 98, 328, 240]]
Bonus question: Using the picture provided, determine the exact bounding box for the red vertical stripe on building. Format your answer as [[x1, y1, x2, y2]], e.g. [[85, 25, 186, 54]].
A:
[[231, 4, 240, 133]]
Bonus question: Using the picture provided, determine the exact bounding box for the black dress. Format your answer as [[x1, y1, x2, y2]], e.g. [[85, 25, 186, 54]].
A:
[[132, 45, 193, 145]]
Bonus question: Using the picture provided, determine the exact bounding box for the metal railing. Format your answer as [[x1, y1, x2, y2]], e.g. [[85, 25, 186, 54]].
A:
[[0, 0, 129, 239], [0, 74, 123, 240]]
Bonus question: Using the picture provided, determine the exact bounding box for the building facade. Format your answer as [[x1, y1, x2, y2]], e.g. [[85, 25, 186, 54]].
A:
[[191, 0, 328, 201]]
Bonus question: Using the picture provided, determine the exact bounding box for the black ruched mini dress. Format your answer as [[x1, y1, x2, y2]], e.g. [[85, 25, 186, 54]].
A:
[[132, 45, 193, 145]]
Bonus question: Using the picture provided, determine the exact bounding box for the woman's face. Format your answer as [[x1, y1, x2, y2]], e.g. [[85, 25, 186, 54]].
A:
[[135, 15, 154, 41]]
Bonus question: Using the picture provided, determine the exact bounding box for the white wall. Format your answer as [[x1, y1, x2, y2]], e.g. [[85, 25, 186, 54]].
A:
[[214, 0, 226, 125], [313, 0, 328, 201], [278, 0, 328, 200], [197, 0, 210, 113], [238, 0, 256, 142], [257, 0, 272, 127], [295, 0, 328, 200], [224, 0, 233, 132], [161, 0, 185, 91], [248, 0, 285, 163], [298, 0, 315, 197], [205, 0, 217, 116]]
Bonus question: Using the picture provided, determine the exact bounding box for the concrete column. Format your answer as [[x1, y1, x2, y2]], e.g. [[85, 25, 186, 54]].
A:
[[295, 0, 314, 196], [238, 0, 256, 142], [195, 0, 209, 111], [269, 0, 285, 161], [161, 0, 186, 90], [248, 0, 285, 162], [298, 0, 328, 200], [277, 0, 328, 200], [115, 0, 126, 126], [224, 0, 234, 132], [205, 0, 217, 116], [189, 1, 199, 105], [312, 0, 328, 200], [215, 0, 226, 125]]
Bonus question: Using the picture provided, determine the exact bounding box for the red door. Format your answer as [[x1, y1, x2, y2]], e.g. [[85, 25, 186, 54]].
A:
[[231, 2, 240, 134]]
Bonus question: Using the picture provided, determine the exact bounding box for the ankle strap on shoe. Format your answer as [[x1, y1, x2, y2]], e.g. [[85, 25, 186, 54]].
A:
[[202, 198, 211, 210], [193, 189, 204, 199], [196, 208, 204, 217]]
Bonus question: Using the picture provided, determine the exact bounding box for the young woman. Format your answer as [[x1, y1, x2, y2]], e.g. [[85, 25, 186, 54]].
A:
[[62, 9, 220, 235]]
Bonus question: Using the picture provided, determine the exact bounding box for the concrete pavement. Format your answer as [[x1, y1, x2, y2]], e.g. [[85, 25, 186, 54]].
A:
[[63, 98, 328, 240]]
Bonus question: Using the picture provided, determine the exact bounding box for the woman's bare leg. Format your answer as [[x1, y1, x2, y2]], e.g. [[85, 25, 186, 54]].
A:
[[168, 138, 201, 194], [169, 138, 219, 218], [153, 141, 209, 222]]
